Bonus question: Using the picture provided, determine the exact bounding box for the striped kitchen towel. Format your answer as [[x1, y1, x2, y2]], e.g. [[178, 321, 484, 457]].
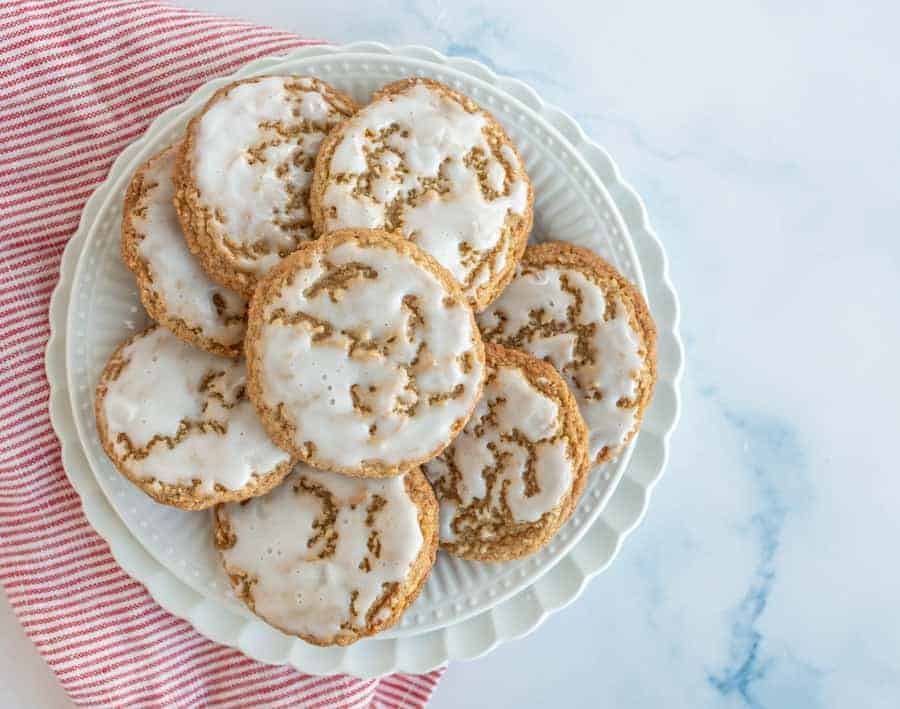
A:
[[0, 1, 444, 705]]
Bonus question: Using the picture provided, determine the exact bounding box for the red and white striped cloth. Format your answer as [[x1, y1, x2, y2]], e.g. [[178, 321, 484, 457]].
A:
[[0, 1, 446, 705]]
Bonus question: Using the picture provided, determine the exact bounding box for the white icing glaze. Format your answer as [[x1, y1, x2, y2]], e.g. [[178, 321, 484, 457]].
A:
[[257, 237, 484, 470], [131, 146, 246, 346], [192, 76, 352, 275], [321, 82, 528, 302], [219, 463, 424, 639], [101, 327, 291, 493], [424, 363, 574, 534], [479, 265, 645, 462]]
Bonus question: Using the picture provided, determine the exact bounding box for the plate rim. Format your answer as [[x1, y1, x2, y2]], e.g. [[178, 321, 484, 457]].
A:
[[46, 41, 683, 678]]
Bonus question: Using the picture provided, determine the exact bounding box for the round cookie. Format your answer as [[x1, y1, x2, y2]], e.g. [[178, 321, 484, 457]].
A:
[[94, 326, 294, 510], [478, 241, 657, 466], [122, 144, 247, 358], [310, 77, 533, 311], [424, 344, 589, 561], [214, 463, 438, 646], [174, 75, 357, 297], [245, 228, 486, 478]]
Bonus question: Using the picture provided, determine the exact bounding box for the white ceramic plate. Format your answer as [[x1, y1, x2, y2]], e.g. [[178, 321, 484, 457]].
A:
[[46, 42, 682, 677]]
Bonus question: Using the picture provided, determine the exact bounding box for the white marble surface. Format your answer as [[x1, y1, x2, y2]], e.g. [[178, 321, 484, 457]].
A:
[[9, 0, 900, 706]]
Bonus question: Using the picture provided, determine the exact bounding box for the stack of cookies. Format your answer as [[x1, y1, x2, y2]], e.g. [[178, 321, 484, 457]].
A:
[[96, 75, 657, 646]]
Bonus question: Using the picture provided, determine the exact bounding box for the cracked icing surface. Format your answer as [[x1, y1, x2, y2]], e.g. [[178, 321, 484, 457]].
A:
[[479, 242, 657, 465], [246, 229, 485, 476], [424, 344, 588, 561], [175, 76, 356, 296], [121, 145, 247, 357], [214, 463, 437, 645], [311, 78, 533, 310], [94, 326, 293, 509]]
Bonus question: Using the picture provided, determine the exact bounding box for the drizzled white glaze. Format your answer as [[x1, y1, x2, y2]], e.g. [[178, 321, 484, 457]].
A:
[[425, 362, 574, 538], [192, 76, 353, 276], [320, 82, 529, 303], [218, 464, 423, 640], [131, 145, 246, 347], [256, 237, 484, 471], [479, 266, 645, 462], [100, 327, 290, 493]]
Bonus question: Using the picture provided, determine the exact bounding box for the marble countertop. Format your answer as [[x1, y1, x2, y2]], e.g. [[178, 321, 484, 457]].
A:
[[8, 1, 898, 706]]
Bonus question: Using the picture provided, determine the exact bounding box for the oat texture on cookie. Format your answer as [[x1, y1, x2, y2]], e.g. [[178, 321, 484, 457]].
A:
[[245, 229, 485, 477], [122, 144, 247, 357], [479, 242, 657, 466], [214, 463, 438, 646], [425, 344, 589, 561], [311, 78, 533, 310], [94, 326, 294, 509], [175, 76, 356, 296]]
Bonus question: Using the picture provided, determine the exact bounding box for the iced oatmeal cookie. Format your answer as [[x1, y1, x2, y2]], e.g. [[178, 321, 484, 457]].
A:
[[311, 78, 533, 310], [424, 343, 589, 561], [122, 144, 247, 357], [174, 76, 356, 297], [244, 228, 486, 477], [214, 463, 438, 645], [479, 241, 656, 466], [94, 326, 293, 509]]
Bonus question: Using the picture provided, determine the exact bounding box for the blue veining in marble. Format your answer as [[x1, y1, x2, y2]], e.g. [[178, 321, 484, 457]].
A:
[[708, 410, 805, 707]]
